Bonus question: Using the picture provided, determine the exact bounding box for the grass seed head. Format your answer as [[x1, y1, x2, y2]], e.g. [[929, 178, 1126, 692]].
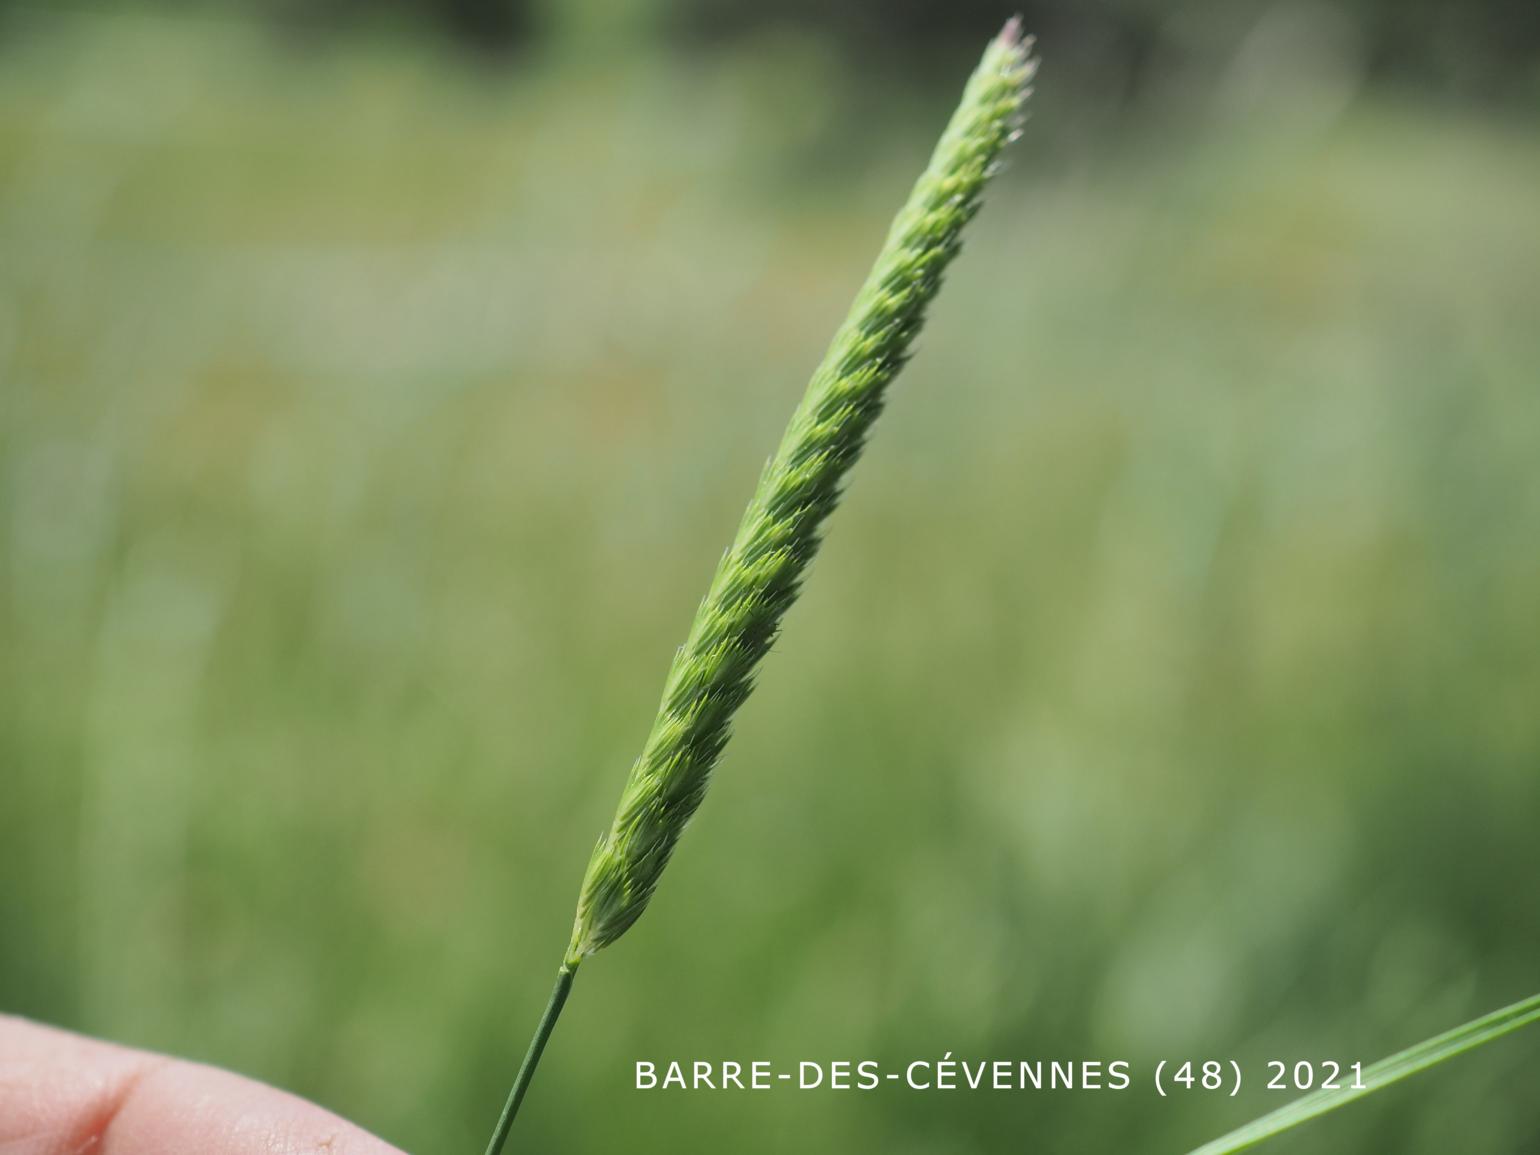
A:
[[566, 21, 1036, 966]]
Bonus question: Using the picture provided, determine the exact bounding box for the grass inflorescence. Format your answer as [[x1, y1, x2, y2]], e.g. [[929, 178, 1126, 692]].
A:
[[566, 18, 1035, 968]]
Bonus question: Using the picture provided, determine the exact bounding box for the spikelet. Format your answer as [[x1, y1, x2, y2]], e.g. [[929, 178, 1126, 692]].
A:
[[566, 20, 1036, 966]]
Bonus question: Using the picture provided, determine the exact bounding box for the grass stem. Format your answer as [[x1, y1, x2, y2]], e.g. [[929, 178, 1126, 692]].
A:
[[482, 965, 577, 1155]]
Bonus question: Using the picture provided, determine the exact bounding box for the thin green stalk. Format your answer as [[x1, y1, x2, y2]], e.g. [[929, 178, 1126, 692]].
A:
[[480, 19, 1033, 1152], [482, 965, 576, 1155], [1184, 991, 1540, 1155]]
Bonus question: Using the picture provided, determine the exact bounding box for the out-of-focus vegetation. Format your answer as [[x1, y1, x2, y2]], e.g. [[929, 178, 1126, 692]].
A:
[[7, 0, 1538, 102], [2, 5, 1538, 1154]]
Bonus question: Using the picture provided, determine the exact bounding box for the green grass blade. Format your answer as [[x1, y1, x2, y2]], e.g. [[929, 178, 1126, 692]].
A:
[[1184, 992, 1540, 1155]]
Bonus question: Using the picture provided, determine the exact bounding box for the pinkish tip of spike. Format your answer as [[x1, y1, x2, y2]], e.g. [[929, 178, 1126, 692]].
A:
[[999, 15, 1025, 48]]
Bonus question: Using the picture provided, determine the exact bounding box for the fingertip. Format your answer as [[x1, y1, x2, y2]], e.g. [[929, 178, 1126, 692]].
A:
[[0, 1016, 407, 1155]]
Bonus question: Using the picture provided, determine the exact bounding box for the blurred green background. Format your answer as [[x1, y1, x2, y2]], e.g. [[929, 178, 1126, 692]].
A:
[[3, 2, 1538, 1153]]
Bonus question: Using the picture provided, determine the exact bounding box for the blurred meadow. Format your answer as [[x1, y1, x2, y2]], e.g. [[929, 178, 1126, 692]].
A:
[[3, 2, 1539, 1153]]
